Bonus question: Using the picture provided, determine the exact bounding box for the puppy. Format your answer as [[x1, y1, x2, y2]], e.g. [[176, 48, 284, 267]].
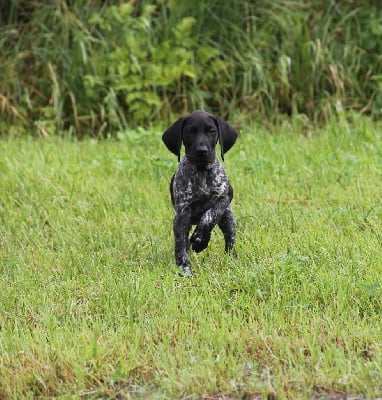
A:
[[162, 110, 238, 275]]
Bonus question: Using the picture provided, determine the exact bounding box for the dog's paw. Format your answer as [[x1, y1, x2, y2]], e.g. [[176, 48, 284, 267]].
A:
[[225, 244, 237, 258], [178, 265, 193, 277], [190, 228, 211, 253], [229, 248, 238, 259]]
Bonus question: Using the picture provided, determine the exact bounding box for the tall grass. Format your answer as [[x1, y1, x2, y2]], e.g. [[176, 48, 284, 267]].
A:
[[0, 0, 381, 136], [0, 118, 382, 398]]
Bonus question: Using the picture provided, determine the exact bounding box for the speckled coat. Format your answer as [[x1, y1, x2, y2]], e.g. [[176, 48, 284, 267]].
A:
[[170, 156, 236, 274], [162, 110, 238, 275]]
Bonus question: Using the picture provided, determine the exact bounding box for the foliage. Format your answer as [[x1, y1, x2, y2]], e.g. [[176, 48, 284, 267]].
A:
[[84, 4, 224, 128], [0, 0, 381, 136], [1, 120, 382, 397]]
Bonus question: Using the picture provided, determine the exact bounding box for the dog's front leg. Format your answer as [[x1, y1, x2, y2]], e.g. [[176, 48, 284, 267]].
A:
[[173, 208, 192, 275], [191, 197, 231, 253]]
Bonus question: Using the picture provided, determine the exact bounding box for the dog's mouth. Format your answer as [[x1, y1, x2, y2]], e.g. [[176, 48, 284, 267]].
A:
[[188, 153, 216, 170]]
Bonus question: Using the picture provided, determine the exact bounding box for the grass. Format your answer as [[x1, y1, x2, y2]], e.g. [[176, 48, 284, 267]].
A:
[[0, 118, 382, 399]]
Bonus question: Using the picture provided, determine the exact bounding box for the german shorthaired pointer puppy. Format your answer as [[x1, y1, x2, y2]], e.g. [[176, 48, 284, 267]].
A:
[[162, 110, 238, 275]]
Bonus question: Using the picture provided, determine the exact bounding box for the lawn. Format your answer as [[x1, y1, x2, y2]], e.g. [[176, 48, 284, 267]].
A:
[[0, 118, 381, 399]]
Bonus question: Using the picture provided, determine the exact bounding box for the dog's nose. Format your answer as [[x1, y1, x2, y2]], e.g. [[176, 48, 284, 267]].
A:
[[196, 146, 208, 157]]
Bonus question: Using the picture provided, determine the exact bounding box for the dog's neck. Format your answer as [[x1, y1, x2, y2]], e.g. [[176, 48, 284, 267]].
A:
[[196, 161, 216, 171], [183, 155, 218, 171]]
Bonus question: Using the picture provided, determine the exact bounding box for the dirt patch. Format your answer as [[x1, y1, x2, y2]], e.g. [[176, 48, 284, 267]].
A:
[[202, 390, 378, 400]]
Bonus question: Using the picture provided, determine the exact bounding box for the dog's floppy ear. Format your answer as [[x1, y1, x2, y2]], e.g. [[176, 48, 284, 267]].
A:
[[162, 117, 185, 162], [214, 116, 238, 161]]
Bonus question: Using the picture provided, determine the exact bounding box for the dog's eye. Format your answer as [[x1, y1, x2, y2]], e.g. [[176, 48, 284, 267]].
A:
[[207, 127, 216, 135]]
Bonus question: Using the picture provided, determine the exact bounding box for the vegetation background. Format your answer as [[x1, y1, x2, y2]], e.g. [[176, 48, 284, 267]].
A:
[[0, 0, 381, 137], [1, 1, 382, 399]]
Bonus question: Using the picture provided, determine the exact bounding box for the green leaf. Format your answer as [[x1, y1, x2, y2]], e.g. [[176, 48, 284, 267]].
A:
[[196, 46, 221, 64], [210, 58, 228, 73]]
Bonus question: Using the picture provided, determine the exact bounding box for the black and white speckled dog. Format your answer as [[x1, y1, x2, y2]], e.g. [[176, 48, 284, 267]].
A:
[[162, 110, 238, 275]]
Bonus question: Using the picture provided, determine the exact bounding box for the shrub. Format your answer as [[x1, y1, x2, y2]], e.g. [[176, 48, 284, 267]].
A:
[[0, 0, 381, 136]]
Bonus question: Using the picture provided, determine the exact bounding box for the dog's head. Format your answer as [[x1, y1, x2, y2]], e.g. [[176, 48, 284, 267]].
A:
[[162, 110, 238, 168]]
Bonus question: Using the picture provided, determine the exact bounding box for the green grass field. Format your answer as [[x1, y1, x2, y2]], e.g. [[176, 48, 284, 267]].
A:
[[1, 118, 381, 399]]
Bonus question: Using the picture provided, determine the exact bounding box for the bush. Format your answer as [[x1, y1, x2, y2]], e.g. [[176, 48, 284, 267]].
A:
[[0, 0, 381, 136]]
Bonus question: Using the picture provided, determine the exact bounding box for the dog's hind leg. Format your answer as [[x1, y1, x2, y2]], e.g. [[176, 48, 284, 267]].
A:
[[173, 210, 192, 275], [218, 206, 237, 256]]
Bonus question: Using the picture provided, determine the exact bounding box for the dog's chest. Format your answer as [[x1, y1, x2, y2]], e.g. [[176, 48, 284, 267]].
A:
[[192, 170, 226, 200], [172, 158, 228, 211]]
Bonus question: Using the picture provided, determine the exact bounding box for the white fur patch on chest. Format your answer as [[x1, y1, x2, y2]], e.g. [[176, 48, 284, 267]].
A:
[[192, 167, 227, 200], [173, 157, 228, 210]]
